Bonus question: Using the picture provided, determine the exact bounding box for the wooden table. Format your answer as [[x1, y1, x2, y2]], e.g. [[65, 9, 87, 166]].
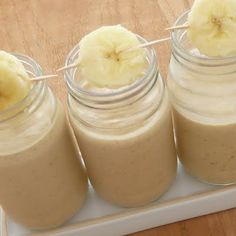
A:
[[1, 0, 236, 235]]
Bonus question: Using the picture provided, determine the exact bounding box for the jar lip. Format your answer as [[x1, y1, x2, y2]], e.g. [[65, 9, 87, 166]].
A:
[[171, 10, 236, 66], [0, 53, 44, 119], [64, 34, 158, 99]]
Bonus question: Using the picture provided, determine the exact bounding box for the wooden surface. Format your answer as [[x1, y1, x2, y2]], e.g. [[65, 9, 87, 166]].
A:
[[0, 0, 236, 235]]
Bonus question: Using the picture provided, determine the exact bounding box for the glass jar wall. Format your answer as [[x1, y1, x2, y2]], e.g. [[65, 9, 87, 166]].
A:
[[0, 54, 88, 229], [65, 36, 177, 207], [167, 11, 236, 185]]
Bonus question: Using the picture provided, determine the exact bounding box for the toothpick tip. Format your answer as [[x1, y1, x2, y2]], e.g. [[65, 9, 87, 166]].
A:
[[30, 74, 58, 81], [57, 62, 79, 72], [165, 24, 189, 31], [57, 67, 66, 72]]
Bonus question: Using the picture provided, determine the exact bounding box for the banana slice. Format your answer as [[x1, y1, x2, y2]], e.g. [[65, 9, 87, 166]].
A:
[[0, 51, 31, 111], [78, 25, 147, 88], [188, 0, 236, 57]]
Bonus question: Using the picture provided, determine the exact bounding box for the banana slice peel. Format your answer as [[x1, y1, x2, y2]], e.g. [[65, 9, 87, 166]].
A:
[[78, 25, 147, 88], [0, 51, 31, 111], [188, 0, 236, 57]]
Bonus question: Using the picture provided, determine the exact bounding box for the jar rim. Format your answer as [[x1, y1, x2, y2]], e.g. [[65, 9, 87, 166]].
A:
[[64, 33, 158, 101], [0, 53, 44, 120], [171, 10, 236, 67]]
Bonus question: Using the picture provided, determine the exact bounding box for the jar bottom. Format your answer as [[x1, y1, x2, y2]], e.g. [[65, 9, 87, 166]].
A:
[[5, 185, 88, 231], [181, 162, 236, 186], [91, 169, 177, 208]]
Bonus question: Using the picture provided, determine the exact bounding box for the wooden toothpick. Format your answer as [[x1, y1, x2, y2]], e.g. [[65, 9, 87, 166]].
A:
[[138, 37, 171, 48], [127, 37, 171, 52], [165, 24, 189, 31], [57, 37, 171, 71], [30, 74, 58, 81], [57, 62, 79, 72]]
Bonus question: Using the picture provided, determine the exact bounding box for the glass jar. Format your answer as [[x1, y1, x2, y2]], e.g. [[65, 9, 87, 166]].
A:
[[64, 36, 177, 207], [0, 54, 88, 229], [167, 11, 236, 185]]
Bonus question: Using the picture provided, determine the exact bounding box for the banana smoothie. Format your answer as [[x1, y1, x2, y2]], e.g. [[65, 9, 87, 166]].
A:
[[172, 109, 236, 184], [0, 52, 88, 228], [70, 91, 176, 207], [65, 25, 177, 207], [168, 1, 236, 185]]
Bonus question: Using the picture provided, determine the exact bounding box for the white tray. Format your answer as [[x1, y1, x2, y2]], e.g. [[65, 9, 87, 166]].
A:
[[1, 163, 236, 236]]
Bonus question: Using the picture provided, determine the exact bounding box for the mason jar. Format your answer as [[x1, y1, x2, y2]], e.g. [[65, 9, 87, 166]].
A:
[[0, 54, 88, 229], [64, 36, 177, 207], [167, 11, 236, 185]]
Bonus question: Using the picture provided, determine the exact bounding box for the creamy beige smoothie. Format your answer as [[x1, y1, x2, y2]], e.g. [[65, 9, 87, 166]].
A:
[[70, 92, 177, 207], [0, 102, 88, 228], [66, 25, 177, 207], [173, 108, 236, 184], [167, 2, 236, 185], [168, 44, 236, 185]]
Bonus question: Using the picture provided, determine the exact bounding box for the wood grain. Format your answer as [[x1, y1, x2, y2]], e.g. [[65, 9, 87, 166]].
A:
[[0, 0, 236, 235]]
